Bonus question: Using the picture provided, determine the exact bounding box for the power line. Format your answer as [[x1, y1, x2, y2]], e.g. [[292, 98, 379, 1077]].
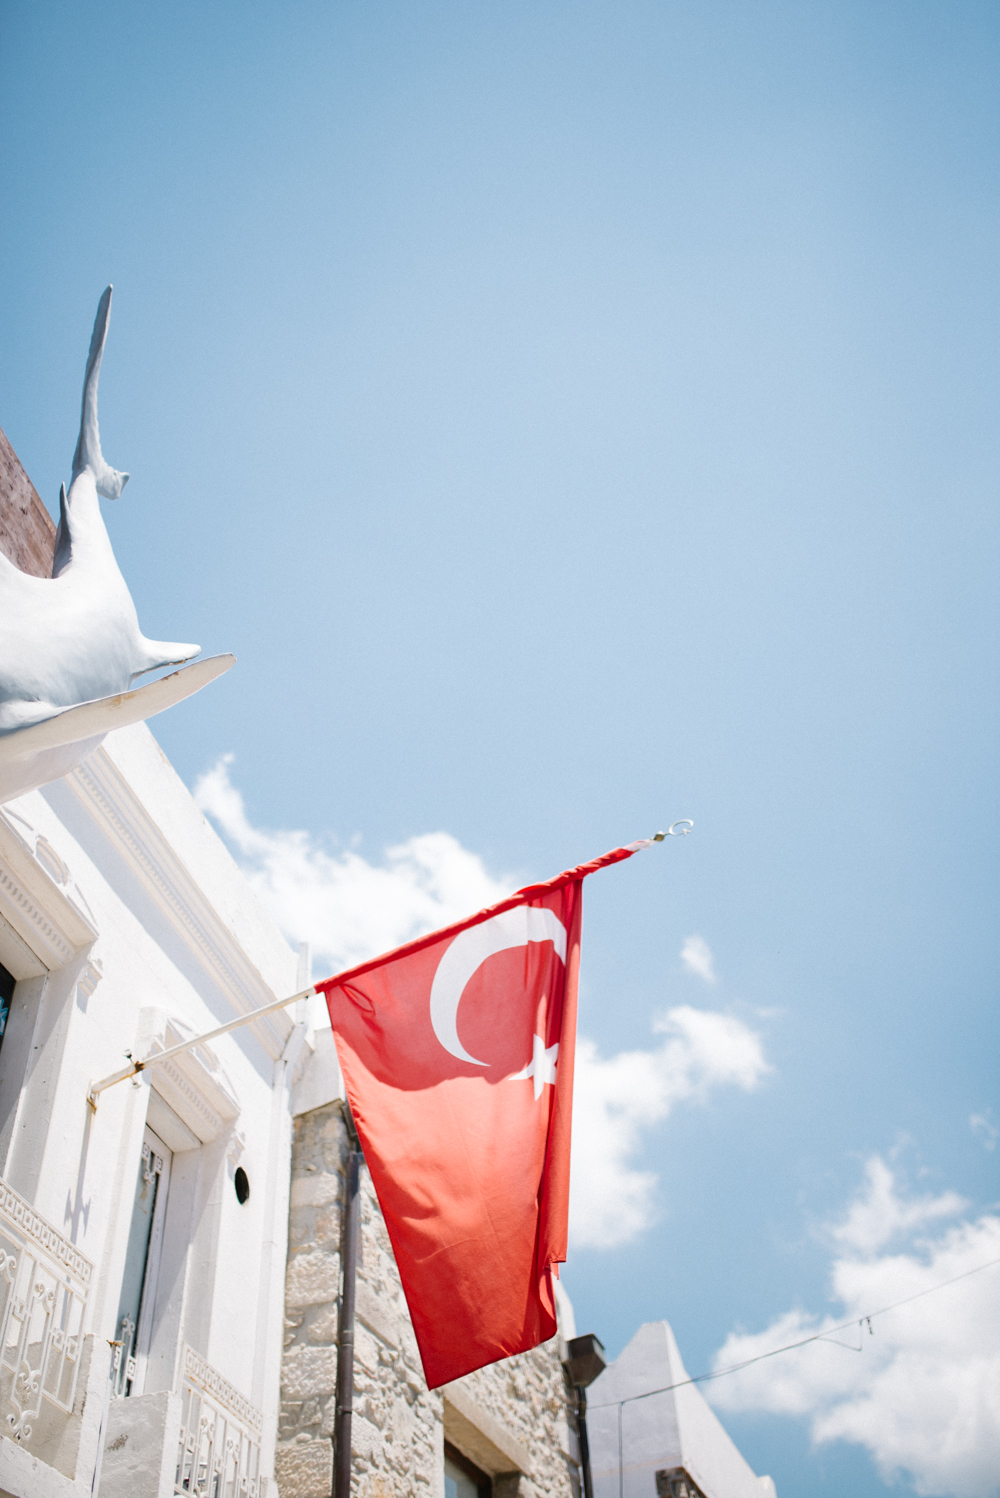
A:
[[589, 1251, 1000, 1412]]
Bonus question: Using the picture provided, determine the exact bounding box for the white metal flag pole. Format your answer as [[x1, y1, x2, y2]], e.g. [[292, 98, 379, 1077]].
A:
[[85, 821, 693, 1111], [86, 985, 318, 1110]]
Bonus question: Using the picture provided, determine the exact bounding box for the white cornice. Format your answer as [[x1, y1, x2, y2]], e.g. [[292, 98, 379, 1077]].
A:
[[0, 808, 98, 970], [142, 1011, 242, 1144], [64, 750, 291, 1060]]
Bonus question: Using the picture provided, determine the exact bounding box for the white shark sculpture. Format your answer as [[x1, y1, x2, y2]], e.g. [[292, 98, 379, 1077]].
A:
[[0, 287, 234, 804]]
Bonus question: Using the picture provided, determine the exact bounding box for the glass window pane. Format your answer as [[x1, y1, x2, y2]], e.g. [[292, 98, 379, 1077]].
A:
[[116, 1148, 160, 1338], [445, 1457, 483, 1498], [114, 1129, 170, 1394], [0, 962, 14, 1053]]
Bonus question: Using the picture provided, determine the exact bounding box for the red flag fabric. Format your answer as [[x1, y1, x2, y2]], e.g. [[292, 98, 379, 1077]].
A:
[[316, 842, 648, 1389]]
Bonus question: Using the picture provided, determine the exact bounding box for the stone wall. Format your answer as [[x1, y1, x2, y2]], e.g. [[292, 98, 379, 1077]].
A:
[[277, 1099, 579, 1498]]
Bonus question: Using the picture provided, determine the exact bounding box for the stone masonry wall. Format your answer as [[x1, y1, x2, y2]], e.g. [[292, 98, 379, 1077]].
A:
[[276, 1100, 579, 1498]]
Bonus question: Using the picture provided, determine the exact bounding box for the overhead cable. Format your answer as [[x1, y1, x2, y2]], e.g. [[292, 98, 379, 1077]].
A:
[[588, 1251, 1000, 1411]]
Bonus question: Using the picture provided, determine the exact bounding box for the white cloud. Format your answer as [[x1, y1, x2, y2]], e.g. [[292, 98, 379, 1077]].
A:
[[709, 1157, 1000, 1498], [830, 1155, 969, 1256], [680, 934, 717, 983], [569, 1007, 769, 1250], [194, 755, 513, 973], [970, 1111, 998, 1152], [197, 756, 770, 1255]]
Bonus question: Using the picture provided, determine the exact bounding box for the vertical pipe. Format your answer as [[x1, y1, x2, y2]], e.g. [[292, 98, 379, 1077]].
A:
[[333, 1133, 361, 1498], [576, 1387, 595, 1498]]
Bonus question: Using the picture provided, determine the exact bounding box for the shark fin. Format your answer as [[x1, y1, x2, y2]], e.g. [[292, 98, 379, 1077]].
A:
[[53, 484, 72, 577], [71, 286, 130, 500]]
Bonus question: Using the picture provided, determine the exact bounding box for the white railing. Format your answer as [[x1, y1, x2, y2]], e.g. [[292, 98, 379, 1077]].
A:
[[0, 1177, 92, 1445], [174, 1344, 263, 1498]]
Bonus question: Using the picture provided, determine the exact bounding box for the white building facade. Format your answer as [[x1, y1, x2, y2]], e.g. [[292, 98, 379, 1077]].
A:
[[0, 714, 305, 1498]]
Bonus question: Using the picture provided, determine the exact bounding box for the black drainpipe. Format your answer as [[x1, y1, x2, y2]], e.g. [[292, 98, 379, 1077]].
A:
[[562, 1333, 607, 1498], [333, 1108, 362, 1498]]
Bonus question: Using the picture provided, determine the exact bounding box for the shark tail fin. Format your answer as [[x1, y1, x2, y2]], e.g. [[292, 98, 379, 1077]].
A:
[[71, 286, 130, 500]]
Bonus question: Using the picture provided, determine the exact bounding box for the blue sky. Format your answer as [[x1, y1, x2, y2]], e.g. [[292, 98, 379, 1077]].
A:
[[2, 3, 999, 1494]]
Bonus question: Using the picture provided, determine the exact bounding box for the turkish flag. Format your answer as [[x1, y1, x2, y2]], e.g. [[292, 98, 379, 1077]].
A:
[[316, 843, 646, 1388]]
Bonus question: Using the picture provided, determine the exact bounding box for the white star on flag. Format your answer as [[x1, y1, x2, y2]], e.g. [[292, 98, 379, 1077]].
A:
[[508, 1034, 559, 1100]]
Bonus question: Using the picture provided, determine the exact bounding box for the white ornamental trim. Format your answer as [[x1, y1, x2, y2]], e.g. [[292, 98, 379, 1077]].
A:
[[151, 1056, 228, 1141], [0, 1177, 93, 1289], [180, 1344, 263, 1434], [0, 865, 74, 968]]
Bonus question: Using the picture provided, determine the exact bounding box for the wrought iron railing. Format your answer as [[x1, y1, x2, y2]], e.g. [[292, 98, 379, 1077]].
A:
[[174, 1344, 263, 1498], [0, 1177, 92, 1446]]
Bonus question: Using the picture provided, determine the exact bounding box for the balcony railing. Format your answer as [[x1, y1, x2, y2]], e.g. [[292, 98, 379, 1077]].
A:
[[174, 1344, 263, 1498], [0, 1177, 92, 1447]]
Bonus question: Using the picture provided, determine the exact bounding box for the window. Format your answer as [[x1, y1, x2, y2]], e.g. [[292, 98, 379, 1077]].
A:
[[445, 1443, 491, 1498], [113, 1126, 171, 1397], [0, 962, 13, 1053]]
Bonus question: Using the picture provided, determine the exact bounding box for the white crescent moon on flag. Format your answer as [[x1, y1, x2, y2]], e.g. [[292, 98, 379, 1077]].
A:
[[429, 906, 567, 1066]]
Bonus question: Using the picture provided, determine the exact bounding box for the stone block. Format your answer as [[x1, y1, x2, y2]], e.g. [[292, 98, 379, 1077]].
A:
[[350, 1414, 381, 1461], [291, 1172, 341, 1209], [306, 1305, 339, 1343], [282, 1347, 338, 1400], [356, 1279, 401, 1348], [286, 1250, 339, 1308], [315, 1205, 341, 1243], [354, 1324, 380, 1374], [390, 1396, 416, 1447], [275, 1439, 333, 1498]]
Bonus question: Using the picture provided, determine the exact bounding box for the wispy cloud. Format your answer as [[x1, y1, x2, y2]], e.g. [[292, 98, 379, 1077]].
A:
[[829, 1155, 969, 1257], [194, 755, 513, 972], [570, 1007, 769, 1249], [709, 1157, 1000, 1498], [970, 1111, 998, 1153], [680, 934, 717, 983], [197, 756, 770, 1253]]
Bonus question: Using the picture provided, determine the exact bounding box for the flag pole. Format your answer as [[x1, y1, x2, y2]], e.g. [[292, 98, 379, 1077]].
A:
[[86, 986, 317, 1109], [334, 1105, 363, 1498], [86, 820, 692, 1112]]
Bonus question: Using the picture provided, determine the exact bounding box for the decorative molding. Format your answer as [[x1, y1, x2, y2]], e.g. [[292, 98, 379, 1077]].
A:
[[226, 1129, 247, 1170], [0, 865, 72, 968], [179, 1344, 263, 1435], [65, 749, 291, 1059], [143, 1013, 241, 1144], [0, 1176, 92, 1288], [75, 957, 103, 1011], [0, 809, 97, 970]]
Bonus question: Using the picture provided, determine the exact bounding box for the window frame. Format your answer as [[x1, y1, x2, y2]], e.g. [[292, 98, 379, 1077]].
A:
[[445, 1441, 492, 1498], [115, 1125, 172, 1397]]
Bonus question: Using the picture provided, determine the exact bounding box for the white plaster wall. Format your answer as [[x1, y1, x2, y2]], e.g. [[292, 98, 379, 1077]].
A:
[[0, 722, 301, 1493]]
